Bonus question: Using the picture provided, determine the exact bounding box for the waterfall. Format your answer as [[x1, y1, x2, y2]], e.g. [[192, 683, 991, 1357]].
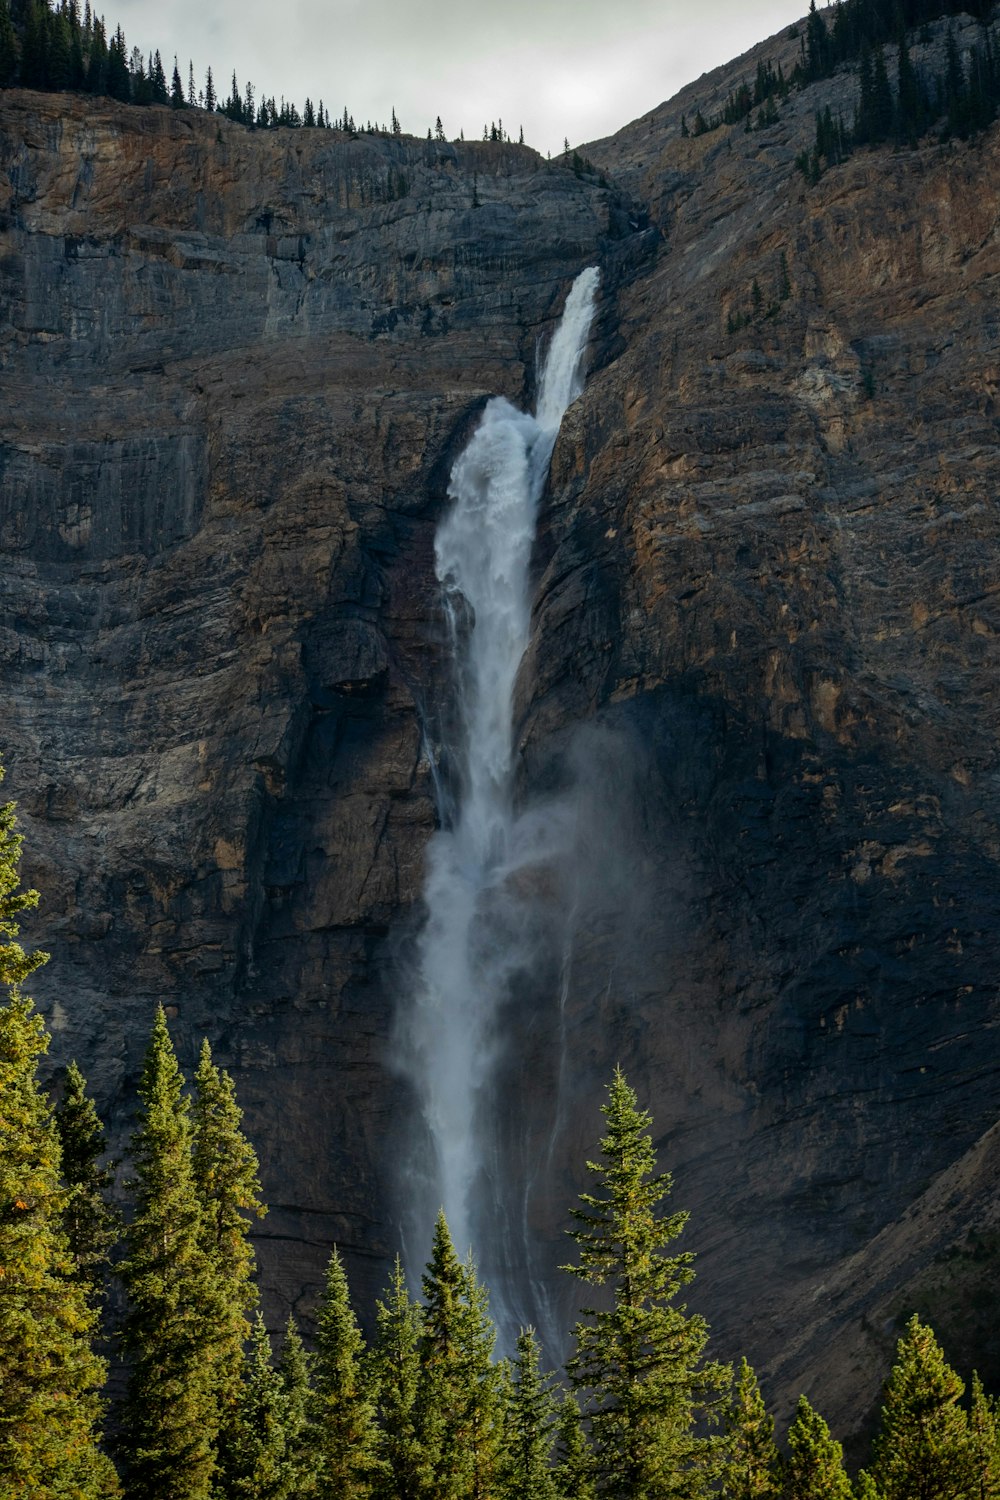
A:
[[396, 267, 600, 1326]]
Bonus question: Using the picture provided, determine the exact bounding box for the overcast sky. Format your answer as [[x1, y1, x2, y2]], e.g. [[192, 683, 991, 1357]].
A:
[[111, 0, 808, 156]]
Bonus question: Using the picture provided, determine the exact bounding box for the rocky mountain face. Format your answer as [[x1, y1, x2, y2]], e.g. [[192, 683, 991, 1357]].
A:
[[2, 9, 999, 1446]]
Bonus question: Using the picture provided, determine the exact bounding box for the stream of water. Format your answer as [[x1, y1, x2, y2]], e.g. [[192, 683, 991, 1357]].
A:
[[396, 266, 600, 1334]]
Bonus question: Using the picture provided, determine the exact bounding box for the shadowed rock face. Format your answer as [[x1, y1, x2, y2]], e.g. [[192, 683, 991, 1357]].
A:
[[2, 8, 1000, 1443]]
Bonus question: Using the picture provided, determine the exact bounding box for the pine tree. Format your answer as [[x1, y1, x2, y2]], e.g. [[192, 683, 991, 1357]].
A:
[[218, 1314, 307, 1500], [54, 1059, 119, 1306], [553, 1392, 596, 1500], [781, 1396, 851, 1500], [0, 0, 17, 87], [310, 1246, 383, 1499], [564, 1068, 729, 1499], [191, 1038, 265, 1443], [204, 63, 216, 112], [0, 770, 46, 990], [502, 1327, 557, 1500], [870, 1315, 975, 1500], [0, 771, 116, 1498], [20, 0, 47, 89], [170, 58, 184, 107], [0, 992, 119, 1498], [277, 1317, 316, 1496], [187, 58, 196, 106], [106, 24, 129, 100], [871, 46, 894, 141], [372, 1257, 427, 1500], [417, 1212, 507, 1500], [119, 1006, 221, 1500], [46, 5, 71, 89], [720, 1359, 780, 1500], [969, 1374, 1000, 1500]]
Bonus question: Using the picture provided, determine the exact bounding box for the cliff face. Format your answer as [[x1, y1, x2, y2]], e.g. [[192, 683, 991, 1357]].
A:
[[0, 90, 637, 1316], [2, 13, 1000, 1443]]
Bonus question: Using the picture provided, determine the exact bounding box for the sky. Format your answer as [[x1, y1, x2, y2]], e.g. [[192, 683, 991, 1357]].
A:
[[111, 0, 809, 157]]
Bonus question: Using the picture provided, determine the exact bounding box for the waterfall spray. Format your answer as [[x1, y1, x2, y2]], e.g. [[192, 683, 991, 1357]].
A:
[[396, 268, 600, 1325]]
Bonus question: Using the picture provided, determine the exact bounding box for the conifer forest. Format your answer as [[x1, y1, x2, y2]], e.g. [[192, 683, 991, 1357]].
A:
[[2, 774, 1000, 1496]]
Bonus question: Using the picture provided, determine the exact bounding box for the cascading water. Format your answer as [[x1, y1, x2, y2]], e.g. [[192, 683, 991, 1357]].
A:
[[396, 267, 600, 1332]]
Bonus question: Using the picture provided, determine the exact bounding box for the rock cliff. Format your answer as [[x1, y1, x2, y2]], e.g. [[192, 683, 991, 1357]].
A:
[[2, 9, 999, 1446]]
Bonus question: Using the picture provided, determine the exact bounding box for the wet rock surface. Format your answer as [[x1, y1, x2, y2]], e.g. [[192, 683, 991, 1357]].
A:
[[2, 14, 999, 1443]]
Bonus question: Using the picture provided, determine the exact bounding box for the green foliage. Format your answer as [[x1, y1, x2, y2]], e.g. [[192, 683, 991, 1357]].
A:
[[720, 1359, 779, 1500], [968, 1374, 1000, 1500], [192, 1038, 265, 1422], [0, 770, 46, 991], [372, 1257, 427, 1500], [54, 1060, 119, 1306], [218, 1314, 309, 1500], [0, 0, 17, 86], [119, 1006, 221, 1500], [565, 1067, 729, 1499], [553, 1391, 596, 1500], [0, 990, 118, 1499], [310, 1246, 383, 1499], [277, 1318, 317, 1497], [782, 1396, 853, 1500], [501, 1327, 557, 1500], [417, 1212, 508, 1500], [870, 1314, 975, 1500]]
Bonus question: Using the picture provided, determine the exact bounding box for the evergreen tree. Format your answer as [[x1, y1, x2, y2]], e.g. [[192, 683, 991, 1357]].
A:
[[119, 1006, 221, 1500], [46, 5, 71, 90], [310, 1246, 383, 1499], [187, 58, 196, 106], [372, 1257, 427, 1500], [781, 1397, 851, 1500], [20, 0, 47, 89], [969, 1374, 1000, 1500], [191, 1037, 265, 1443], [502, 1327, 557, 1500], [85, 15, 107, 94], [218, 1314, 306, 1500], [0, 768, 46, 990], [417, 1212, 508, 1499], [170, 57, 184, 107], [854, 1471, 883, 1500], [204, 63, 215, 111], [0, 772, 116, 1498], [54, 1059, 119, 1306], [896, 30, 924, 140], [0, 992, 119, 1498], [870, 1315, 975, 1500], [720, 1359, 780, 1500], [871, 46, 894, 140], [106, 24, 128, 100], [0, 0, 17, 87], [564, 1068, 729, 1500], [553, 1392, 596, 1500], [276, 1317, 316, 1497]]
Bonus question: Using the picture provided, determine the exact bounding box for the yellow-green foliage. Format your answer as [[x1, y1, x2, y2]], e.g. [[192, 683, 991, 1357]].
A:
[[0, 772, 117, 1499]]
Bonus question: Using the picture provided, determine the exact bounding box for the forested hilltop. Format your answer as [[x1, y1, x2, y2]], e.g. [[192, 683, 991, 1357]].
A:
[[2, 0, 1000, 150], [0, 0, 520, 139], [3, 776, 1000, 1497]]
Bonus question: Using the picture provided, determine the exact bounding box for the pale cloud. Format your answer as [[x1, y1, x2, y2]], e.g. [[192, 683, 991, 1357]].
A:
[[110, 0, 807, 155]]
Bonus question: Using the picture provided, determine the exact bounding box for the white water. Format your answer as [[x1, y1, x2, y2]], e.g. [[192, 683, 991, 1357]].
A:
[[398, 267, 600, 1284]]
